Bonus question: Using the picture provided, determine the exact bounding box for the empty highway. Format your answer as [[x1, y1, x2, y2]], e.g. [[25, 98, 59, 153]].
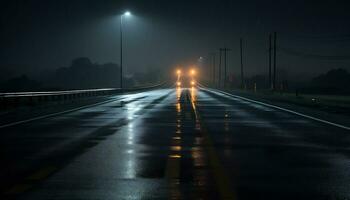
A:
[[1, 87, 350, 200]]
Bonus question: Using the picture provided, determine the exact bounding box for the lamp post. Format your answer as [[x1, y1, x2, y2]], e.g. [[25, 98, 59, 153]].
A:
[[120, 11, 131, 90]]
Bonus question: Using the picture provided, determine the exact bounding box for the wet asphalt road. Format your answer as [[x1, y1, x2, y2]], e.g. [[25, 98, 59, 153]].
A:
[[1, 87, 350, 199]]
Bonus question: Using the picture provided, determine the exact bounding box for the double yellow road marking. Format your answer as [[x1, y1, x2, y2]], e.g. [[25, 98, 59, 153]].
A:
[[190, 90, 236, 200], [4, 166, 57, 195], [166, 88, 236, 199]]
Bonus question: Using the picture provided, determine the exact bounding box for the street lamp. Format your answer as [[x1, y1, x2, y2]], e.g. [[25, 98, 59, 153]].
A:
[[120, 11, 131, 90], [124, 11, 131, 16]]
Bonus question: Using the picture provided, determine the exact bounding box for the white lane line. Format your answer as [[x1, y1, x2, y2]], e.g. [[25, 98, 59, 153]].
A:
[[201, 87, 350, 131], [0, 97, 124, 129]]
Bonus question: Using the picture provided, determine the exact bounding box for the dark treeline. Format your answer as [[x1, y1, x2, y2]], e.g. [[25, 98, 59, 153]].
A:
[[306, 68, 350, 94], [0, 57, 162, 92], [240, 68, 350, 95], [1, 58, 349, 95]]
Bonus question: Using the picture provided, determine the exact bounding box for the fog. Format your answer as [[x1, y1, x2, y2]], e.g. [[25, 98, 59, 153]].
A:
[[1, 0, 350, 88]]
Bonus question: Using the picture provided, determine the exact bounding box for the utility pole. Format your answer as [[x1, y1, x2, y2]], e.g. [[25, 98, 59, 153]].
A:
[[269, 34, 272, 89], [218, 50, 222, 88], [240, 38, 244, 89], [210, 53, 216, 87], [273, 32, 277, 90], [220, 47, 231, 88]]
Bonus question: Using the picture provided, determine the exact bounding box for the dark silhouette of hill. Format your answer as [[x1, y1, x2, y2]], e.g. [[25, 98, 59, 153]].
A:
[[47, 57, 133, 90]]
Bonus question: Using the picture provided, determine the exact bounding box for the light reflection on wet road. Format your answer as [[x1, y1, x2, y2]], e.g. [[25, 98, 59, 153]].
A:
[[1, 87, 350, 199]]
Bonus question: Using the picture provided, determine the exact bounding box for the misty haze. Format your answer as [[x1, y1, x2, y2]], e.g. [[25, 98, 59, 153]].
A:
[[1, 1, 350, 200]]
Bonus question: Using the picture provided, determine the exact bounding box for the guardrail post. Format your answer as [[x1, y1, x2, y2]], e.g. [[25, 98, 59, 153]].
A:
[[0, 97, 4, 110]]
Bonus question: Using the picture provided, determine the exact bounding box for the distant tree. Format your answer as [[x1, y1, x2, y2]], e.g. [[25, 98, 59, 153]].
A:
[[0, 68, 15, 82], [0, 57, 158, 91], [308, 68, 350, 94], [46, 57, 138, 89], [0, 75, 41, 92], [71, 57, 92, 69], [312, 68, 350, 87]]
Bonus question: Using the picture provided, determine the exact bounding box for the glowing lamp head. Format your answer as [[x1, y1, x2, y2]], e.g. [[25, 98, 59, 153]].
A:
[[176, 81, 181, 86], [124, 11, 131, 16], [176, 69, 181, 75], [191, 80, 195, 85]]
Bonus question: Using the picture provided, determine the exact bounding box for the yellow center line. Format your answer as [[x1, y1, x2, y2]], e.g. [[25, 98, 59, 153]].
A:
[[4, 165, 58, 196], [27, 166, 57, 181], [165, 134, 182, 199], [4, 184, 32, 195], [189, 90, 236, 200]]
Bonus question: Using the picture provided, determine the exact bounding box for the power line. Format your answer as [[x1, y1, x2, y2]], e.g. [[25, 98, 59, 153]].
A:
[[240, 38, 245, 88], [278, 33, 350, 41], [278, 46, 350, 60]]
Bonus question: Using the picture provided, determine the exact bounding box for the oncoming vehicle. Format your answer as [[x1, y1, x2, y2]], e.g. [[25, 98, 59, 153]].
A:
[[176, 69, 196, 88]]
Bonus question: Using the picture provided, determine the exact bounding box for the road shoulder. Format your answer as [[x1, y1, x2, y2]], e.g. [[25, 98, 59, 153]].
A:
[[204, 87, 350, 130]]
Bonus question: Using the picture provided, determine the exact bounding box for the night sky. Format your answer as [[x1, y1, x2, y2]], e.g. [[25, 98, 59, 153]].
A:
[[1, 0, 350, 80]]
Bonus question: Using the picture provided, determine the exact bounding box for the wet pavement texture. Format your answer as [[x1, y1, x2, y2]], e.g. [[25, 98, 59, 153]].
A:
[[1, 87, 350, 200]]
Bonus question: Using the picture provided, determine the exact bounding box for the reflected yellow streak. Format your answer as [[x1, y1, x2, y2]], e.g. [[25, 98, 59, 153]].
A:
[[169, 154, 181, 158], [165, 88, 183, 198], [190, 87, 197, 102], [176, 87, 182, 101], [176, 103, 181, 113], [171, 146, 182, 151]]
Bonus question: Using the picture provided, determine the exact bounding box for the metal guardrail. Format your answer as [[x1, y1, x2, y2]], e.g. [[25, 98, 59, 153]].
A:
[[0, 88, 117, 98], [0, 83, 164, 109]]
